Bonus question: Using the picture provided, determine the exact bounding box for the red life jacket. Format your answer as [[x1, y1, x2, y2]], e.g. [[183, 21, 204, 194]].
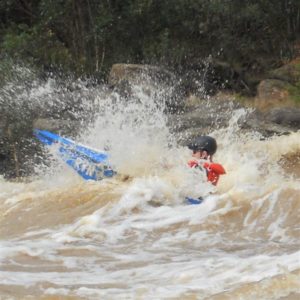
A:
[[188, 160, 226, 186]]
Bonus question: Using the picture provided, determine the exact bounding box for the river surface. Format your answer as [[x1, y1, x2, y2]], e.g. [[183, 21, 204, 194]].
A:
[[0, 79, 299, 299]]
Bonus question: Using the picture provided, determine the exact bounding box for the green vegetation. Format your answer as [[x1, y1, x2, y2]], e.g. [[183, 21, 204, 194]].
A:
[[287, 61, 300, 104], [288, 82, 300, 104], [0, 0, 299, 90]]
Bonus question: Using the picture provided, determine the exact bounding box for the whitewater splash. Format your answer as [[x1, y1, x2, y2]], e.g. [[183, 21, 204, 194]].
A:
[[0, 75, 300, 299]]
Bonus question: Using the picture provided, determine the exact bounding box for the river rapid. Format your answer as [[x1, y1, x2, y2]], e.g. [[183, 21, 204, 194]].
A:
[[0, 78, 299, 299]]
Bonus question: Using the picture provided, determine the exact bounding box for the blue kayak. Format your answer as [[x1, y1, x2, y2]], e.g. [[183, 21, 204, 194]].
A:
[[185, 197, 204, 205], [34, 129, 116, 180], [34, 129, 203, 204]]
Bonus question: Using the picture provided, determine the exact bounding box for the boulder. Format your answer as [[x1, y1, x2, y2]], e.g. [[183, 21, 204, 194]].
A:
[[170, 92, 300, 142], [108, 64, 174, 86], [168, 96, 243, 143], [108, 63, 184, 112], [268, 58, 300, 84], [264, 107, 300, 128], [255, 58, 300, 111], [239, 110, 293, 136], [255, 79, 294, 110], [33, 118, 82, 136]]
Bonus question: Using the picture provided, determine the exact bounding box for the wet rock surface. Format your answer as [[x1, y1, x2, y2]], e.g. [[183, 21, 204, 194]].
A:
[[255, 58, 300, 110], [0, 75, 106, 178], [268, 59, 300, 84], [265, 107, 300, 128], [167, 98, 241, 141], [169, 98, 299, 144]]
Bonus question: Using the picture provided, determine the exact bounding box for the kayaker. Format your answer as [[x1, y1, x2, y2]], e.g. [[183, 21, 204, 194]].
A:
[[187, 135, 226, 186]]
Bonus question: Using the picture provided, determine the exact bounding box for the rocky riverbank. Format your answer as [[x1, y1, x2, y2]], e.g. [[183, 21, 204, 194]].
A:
[[0, 62, 299, 179]]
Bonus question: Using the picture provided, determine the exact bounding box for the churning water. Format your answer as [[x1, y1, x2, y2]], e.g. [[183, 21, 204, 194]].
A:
[[0, 74, 299, 299]]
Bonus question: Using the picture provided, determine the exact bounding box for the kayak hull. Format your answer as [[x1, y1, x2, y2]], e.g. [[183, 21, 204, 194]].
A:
[[34, 129, 203, 204], [34, 129, 116, 180], [185, 197, 204, 205]]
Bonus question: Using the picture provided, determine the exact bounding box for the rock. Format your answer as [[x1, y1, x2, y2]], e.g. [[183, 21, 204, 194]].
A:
[[170, 92, 299, 143], [265, 107, 300, 128], [255, 58, 300, 111], [108, 63, 184, 112], [168, 96, 243, 144], [33, 118, 82, 136], [184, 95, 204, 109], [108, 64, 174, 86], [0, 72, 113, 179], [269, 58, 300, 84], [239, 110, 293, 136], [0, 118, 7, 138], [255, 79, 294, 110]]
